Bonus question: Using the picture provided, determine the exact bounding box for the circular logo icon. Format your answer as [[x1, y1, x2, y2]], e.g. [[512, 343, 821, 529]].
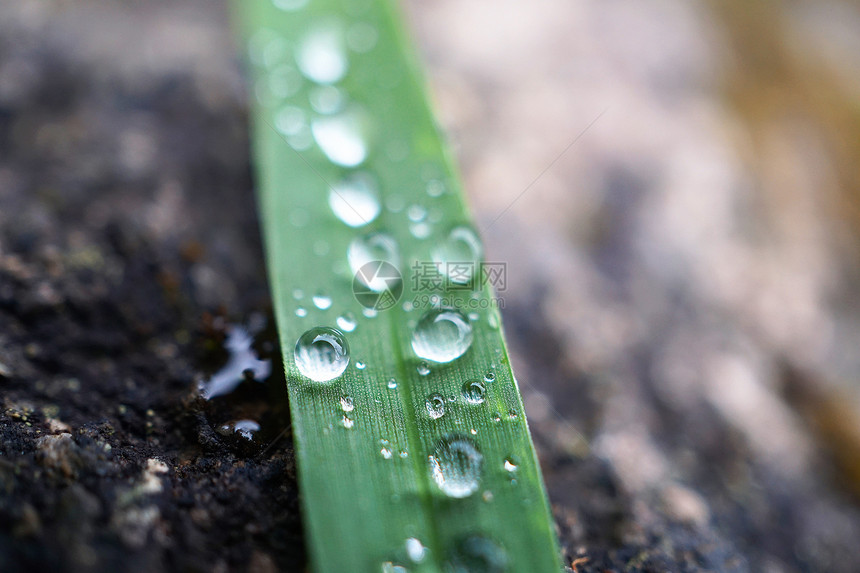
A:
[[352, 261, 403, 310]]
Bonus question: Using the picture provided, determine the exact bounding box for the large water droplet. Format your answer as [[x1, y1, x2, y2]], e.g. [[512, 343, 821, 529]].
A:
[[432, 226, 483, 286], [296, 25, 347, 84], [462, 380, 486, 405], [446, 536, 507, 573], [294, 327, 350, 382], [329, 173, 380, 226], [312, 109, 367, 167], [428, 436, 482, 498], [336, 312, 357, 332], [348, 233, 400, 292], [425, 393, 446, 419], [411, 308, 473, 363]]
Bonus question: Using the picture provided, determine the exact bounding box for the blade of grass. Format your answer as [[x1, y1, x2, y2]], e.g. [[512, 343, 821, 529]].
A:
[[235, 0, 563, 571]]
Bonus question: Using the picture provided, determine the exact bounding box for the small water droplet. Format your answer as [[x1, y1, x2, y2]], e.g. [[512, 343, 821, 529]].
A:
[[380, 447, 393, 459], [426, 179, 445, 197], [340, 396, 354, 412], [342, 415, 354, 429], [408, 221, 432, 239], [428, 436, 483, 498], [295, 307, 308, 317], [309, 85, 345, 115], [294, 326, 350, 382], [407, 204, 426, 222], [484, 372, 495, 383], [468, 312, 479, 322], [447, 536, 507, 573], [491, 412, 502, 422], [399, 450, 408, 458], [417, 362, 431, 376], [269, 65, 303, 98], [218, 419, 261, 441], [387, 378, 397, 389], [432, 226, 483, 286], [462, 380, 486, 405], [346, 22, 378, 53], [503, 457, 518, 472], [508, 410, 518, 420], [311, 293, 333, 310], [425, 393, 446, 419], [329, 172, 380, 226], [293, 288, 304, 300], [312, 108, 368, 167], [405, 538, 427, 563], [363, 308, 378, 318], [356, 361, 366, 370], [482, 490, 494, 503], [348, 233, 400, 291], [275, 105, 306, 136], [470, 428, 478, 435], [336, 312, 357, 332], [296, 24, 347, 84], [411, 308, 473, 363]]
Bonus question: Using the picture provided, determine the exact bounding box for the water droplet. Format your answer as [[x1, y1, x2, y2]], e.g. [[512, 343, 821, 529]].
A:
[[295, 307, 308, 317], [402, 301, 414, 312], [462, 380, 486, 405], [447, 536, 507, 573], [484, 372, 495, 383], [488, 313, 500, 330], [296, 24, 347, 84], [309, 85, 345, 115], [417, 362, 431, 376], [508, 410, 518, 420], [425, 393, 446, 419], [406, 538, 427, 563], [275, 105, 306, 136], [293, 289, 304, 300], [340, 396, 354, 412], [426, 179, 445, 197], [387, 378, 397, 389], [363, 308, 378, 318], [356, 361, 366, 370], [408, 221, 432, 239], [311, 293, 332, 310], [218, 419, 261, 441], [342, 415, 354, 429], [347, 22, 378, 53], [407, 204, 427, 222], [312, 109, 368, 167], [470, 428, 478, 435], [432, 226, 483, 286], [503, 457, 518, 472], [482, 491, 494, 503], [273, 0, 308, 12], [491, 412, 502, 422], [294, 327, 350, 382], [399, 450, 408, 458], [329, 172, 380, 226], [348, 233, 400, 291], [381, 562, 407, 573], [411, 308, 473, 363], [380, 447, 393, 459], [428, 436, 483, 498], [336, 312, 357, 332], [468, 312, 479, 321]]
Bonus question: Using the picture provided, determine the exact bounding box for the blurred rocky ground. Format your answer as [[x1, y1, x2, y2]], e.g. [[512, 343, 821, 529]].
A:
[[2, 0, 860, 571]]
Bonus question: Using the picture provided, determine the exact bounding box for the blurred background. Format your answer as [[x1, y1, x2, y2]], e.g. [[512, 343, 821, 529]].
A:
[[2, 0, 860, 571]]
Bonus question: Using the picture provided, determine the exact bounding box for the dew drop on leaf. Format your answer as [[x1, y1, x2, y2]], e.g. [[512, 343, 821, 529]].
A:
[[411, 308, 473, 363], [329, 172, 380, 227], [428, 436, 483, 498], [294, 326, 349, 382], [312, 109, 368, 167], [432, 226, 483, 286], [336, 312, 357, 332], [462, 380, 486, 405], [425, 393, 446, 419], [296, 24, 347, 84]]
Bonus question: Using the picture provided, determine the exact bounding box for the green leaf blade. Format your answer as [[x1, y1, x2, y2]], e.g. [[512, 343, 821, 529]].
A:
[[237, 1, 563, 571]]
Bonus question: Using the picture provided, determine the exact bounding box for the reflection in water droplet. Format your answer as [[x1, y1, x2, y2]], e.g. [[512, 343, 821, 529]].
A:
[[341, 415, 354, 429], [428, 436, 482, 498], [508, 410, 518, 420], [295, 307, 308, 317], [417, 362, 431, 376], [411, 308, 473, 363], [309, 85, 345, 114], [425, 393, 446, 419], [312, 293, 333, 310], [492, 412, 502, 422], [329, 173, 380, 226], [340, 395, 354, 412], [348, 233, 400, 292], [504, 457, 518, 472], [462, 380, 486, 405], [199, 326, 271, 400], [356, 361, 366, 370], [312, 109, 367, 167], [482, 490, 494, 503], [406, 538, 427, 563], [381, 562, 407, 573], [447, 536, 507, 573], [294, 327, 350, 382], [432, 226, 483, 286], [387, 378, 397, 389], [380, 447, 393, 459], [346, 22, 378, 53], [336, 312, 357, 332], [296, 25, 347, 84]]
